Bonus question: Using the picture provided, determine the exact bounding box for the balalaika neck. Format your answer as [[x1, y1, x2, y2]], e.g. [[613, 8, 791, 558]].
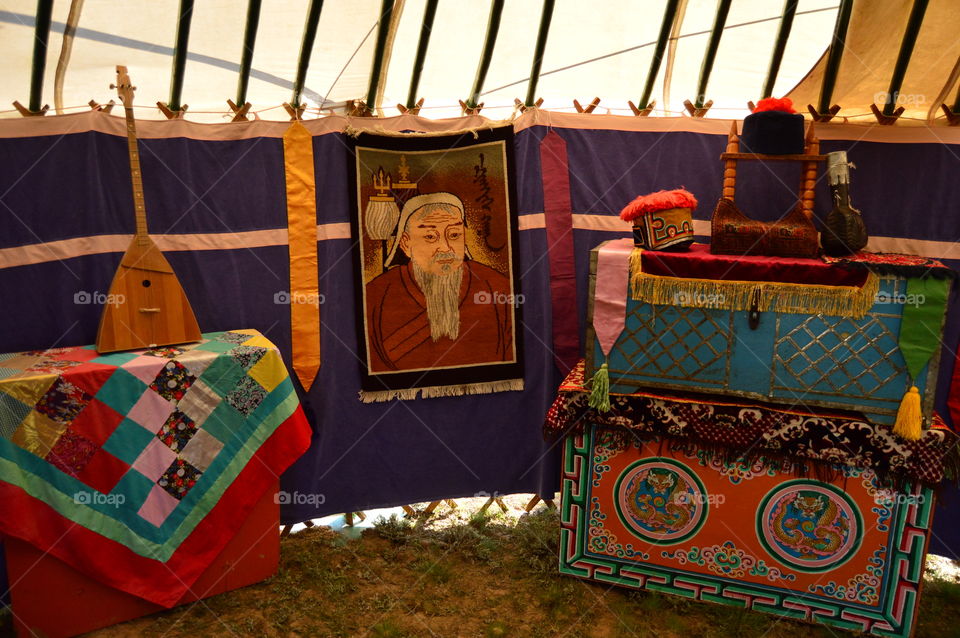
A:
[[124, 105, 149, 244]]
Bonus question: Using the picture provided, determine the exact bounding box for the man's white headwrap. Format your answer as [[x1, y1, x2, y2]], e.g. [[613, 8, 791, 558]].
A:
[[384, 191, 472, 268]]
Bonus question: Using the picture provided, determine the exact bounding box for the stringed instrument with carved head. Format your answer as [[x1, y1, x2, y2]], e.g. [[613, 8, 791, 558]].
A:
[[96, 66, 201, 353]]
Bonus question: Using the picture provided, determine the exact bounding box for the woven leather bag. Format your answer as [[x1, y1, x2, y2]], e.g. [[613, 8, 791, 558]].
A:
[[710, 198, 819, 258]]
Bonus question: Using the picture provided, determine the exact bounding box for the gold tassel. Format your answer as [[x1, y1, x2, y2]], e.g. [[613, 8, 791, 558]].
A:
[[893, 385, 923, 441], [588, 362, 611, 412]]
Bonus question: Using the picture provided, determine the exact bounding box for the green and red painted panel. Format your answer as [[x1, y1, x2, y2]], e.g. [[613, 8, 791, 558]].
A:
[[559, 426, 934, 637]]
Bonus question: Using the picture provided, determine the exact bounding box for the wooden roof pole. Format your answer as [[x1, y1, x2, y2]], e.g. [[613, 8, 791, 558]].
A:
[[13, 0, 54, 116], [363, 0, 398, 117], [524, 0, 555, 108], [158, 0, 195, 118], [871, 0, 929, 124], [229, 0, 262, 121], [286, 0, 325, 119], [809, 0, 853, 122], [631, 0, 681, 116], [761, 0, 798, 99], [463, 0, 506, 114], [684, 0, 732, 117], [403, 0, 438, 112]]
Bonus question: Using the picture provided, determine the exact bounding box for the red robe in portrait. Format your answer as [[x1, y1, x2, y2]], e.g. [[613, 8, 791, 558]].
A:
[[364, 260, 515, 373]]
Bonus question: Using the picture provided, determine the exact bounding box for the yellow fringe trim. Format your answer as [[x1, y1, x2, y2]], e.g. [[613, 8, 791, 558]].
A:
[[358, 378, 524, 403], [629, 248, 880, 318]]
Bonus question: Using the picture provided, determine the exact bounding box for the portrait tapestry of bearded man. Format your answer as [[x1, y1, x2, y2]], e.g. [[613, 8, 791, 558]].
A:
[[349, 127, 524, 402]]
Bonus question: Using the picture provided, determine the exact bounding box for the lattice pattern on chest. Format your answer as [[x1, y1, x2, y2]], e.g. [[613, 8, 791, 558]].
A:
[[612, 306, 732, 383], [773, 313, 904, 400]]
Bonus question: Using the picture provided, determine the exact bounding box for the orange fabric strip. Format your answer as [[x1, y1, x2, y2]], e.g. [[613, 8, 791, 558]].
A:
[[282, 121, 321, 390]]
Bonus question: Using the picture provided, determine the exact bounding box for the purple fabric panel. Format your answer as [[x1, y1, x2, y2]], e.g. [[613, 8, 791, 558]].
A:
[[539, 130, 580, 374], [0, 133, 291, 247]]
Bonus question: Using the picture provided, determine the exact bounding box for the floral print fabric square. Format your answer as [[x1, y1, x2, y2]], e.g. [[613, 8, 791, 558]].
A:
[[156, 409, 198, 453], [150, 361, 196, 402], [158, 457, 203, 500]]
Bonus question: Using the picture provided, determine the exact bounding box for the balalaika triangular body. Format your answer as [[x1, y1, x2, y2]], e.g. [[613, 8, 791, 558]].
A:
[[96, 66, 201, 353]]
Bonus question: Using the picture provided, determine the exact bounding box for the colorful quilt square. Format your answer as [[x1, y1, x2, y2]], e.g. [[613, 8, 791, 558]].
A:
[[69, 398, 124, 446], [198, 356, 246, 396], [193, 341, 236, 354], [175, 349, 216, 378], [180, 429, 224, 471], [0, 374, 56, 406], [177, 379, 221, 426], [102, 418, 156, 464], [156, 410, 197, 453], [46, 430, 98, 477], [199, 402, 239, 443], [111, 467, 155, 510], [60, 363, 117, 396], [26, 358, 83, 375], [138, 483, 180, 527], [132, 438, 178, 482], [95, 368, 148, 414], [225, 376, 267, 416], [149, 361, 196, 402], [126, 388, 176, 432], [143, 346, 185, 359], [76, 449, 129, 494], [215, 332, 251, 344], [247, 351, 286, 393], [12, 410, 68, 458], [89, 352, 139, 366], [34, 378, 92, 426], [0, 392, 31, 439], [158, 457, 203, 500], [120, 356, 169, 385], [229, 345, 267, 371]]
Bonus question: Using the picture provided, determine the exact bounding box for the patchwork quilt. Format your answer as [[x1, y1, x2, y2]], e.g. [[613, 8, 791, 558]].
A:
[[0, 329, 311, 606]]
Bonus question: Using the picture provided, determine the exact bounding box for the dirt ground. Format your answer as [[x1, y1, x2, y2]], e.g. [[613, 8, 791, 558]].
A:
[[4, 496, 960, 638]]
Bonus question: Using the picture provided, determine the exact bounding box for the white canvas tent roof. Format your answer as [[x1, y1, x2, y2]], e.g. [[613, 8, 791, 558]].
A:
[[0, 0, 957, 124]]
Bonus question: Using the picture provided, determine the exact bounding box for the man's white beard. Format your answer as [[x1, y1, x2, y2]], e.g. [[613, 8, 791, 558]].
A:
[[411, 257, 462, 341]]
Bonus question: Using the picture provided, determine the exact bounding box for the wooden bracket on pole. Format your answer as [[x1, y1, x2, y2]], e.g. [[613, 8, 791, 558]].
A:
[[348, 99, 373, 117], [397, 98, 424, 115], [227, 98, 252, 122], [88, 99, 115, 113], [156, 102, 187, 119], [869, 103, 904, 125], [459, 99, 483, 116], [940, 103, 960, 126], [514, 97, 543, 113], [12, 100, 48, 117], [683, 99, 713, 117], [807, 104, 841, 122], [627, 100, 655, 116], [573, 97, 600, 113], [283, 102, 306, 120]]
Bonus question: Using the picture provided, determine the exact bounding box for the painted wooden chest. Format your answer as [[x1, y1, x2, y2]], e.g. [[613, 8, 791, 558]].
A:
[[585, 241, 949, 427], [559, 425, 934, 637]]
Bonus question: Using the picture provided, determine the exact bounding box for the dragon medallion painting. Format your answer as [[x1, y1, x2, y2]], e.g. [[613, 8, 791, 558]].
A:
[[560, 426, 934, 638]]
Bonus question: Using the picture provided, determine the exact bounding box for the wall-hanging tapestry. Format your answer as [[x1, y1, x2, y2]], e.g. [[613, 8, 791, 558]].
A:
[[348, 126, 523, 402]]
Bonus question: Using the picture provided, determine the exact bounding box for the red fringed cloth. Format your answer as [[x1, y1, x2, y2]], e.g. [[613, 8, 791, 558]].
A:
[[544, 361, 960, 490], [641, 243, 868, 286]]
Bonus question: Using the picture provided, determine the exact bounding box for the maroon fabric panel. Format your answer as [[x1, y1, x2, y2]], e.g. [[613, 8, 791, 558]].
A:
[[540, 131, 580, 374], [642, 243, 868, 287]]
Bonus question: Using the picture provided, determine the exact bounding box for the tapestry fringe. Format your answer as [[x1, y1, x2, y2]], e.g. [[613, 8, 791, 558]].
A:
[[359, 378, 524, 403], [343, 117, 516, 140], [629, 251, 879, 319]]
